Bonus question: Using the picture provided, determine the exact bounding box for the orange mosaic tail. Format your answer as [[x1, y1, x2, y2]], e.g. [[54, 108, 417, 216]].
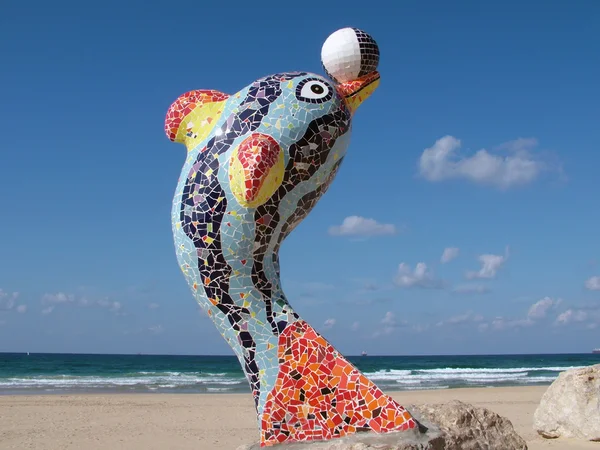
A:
[[260, 320, 420, 446]]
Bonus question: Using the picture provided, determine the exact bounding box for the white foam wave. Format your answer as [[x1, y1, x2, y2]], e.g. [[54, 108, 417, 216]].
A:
[[416, 366, 584, 374], [514, 376, 556, 383], [362, 366, 578, 387], [402, 385, 450, 391], [395, 373, 527, 383], [366, 370, 412, 380], [365, 366, 581, 379], [0, 372, 245, 389], [1, 366, 578, 392]]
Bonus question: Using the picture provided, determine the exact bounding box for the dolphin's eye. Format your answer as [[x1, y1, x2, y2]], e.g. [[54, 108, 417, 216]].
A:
[[310, 84, 324, 95], [296, 78, 334, 104]]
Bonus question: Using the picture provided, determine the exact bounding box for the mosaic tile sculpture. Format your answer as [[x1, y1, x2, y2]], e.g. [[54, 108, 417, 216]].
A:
[[165, 28, 419, 446]]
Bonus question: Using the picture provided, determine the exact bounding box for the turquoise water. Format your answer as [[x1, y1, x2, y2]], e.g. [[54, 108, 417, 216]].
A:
[[0, 353, 598, 394]]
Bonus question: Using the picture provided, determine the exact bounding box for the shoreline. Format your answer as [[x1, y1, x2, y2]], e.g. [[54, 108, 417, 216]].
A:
[[1, 384, 529, 397], [0, 386, 597, 450], [0, 380, 556, 396]]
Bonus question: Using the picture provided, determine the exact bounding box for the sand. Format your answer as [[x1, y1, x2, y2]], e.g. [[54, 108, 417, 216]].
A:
[[0, 386, 596, 449]]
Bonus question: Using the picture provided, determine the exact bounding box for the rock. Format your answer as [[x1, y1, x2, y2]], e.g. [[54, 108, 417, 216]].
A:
[[533, 363, 600, 441], [410, 401, 527, 450], [238, 400, 527, 449]]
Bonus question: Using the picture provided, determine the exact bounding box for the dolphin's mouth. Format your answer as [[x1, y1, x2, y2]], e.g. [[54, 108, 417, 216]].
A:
[[336, 71, 381, 114]]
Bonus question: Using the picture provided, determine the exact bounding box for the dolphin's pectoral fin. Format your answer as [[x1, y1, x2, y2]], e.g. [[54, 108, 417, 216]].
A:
[[229, 133, 285, 208], [164, 89, 229, 149], [260, 321, 418, 445]]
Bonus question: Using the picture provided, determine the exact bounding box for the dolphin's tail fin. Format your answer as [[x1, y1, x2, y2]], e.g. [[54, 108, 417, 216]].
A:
[[260, 320, 419, 445], [164, 89, 229, 147]]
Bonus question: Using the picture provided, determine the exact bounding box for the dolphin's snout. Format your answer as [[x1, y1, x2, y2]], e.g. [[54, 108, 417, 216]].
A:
[[336, 71, 380, 114]]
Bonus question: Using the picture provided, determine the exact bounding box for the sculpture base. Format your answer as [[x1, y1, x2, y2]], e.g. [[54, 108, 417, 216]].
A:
[[239, 426, 444, 449], [241, 400, 528, 449]]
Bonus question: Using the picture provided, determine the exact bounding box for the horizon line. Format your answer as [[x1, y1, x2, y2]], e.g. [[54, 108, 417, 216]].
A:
[[1, 351, 597, 357]]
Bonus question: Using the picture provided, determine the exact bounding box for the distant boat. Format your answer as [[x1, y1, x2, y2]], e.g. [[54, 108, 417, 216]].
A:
[[26, 352, 29, 356], [361, 351, 368, 357], [593, 348, 600, 354]]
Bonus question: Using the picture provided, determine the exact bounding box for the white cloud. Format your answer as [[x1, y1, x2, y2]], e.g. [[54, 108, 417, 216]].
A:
[[380, 312, 397, 335], [394, 263, 444, 289], [0, 289, 19, 311], [323, 318, 336, 329], [1, 297, 16, 310], [381, 311, 396, 327], [418, 136, 552, 189], [350, 278, 387, 293], [362, 282, 380, 291], [41, 293, 123, 315], [148, 324, 164, 334], [329, 216, 397, 237], [452, 284, 490, 294], [78, 297, 94, 307], [148, 302, 160, 309], [373, 311, 407, 337], [555, 309, 588, 325], [585, 276, 600, 291], [97, 299, 122, 313], [437, 311, 484, 327], [528, 297, 561, 319], [42, 292, 75, 305], [553, 304, 600, 327], [466, 248, 509, 280], [475, 298, 564, 332], [440, 247, 459, 264], [351, 321, 360, 331], [476, 314, 536, 332], [41, 306, 55, 315], [489, 316, 535, 331], [412, 324, 430, 333], [0, 290, 27, 314]]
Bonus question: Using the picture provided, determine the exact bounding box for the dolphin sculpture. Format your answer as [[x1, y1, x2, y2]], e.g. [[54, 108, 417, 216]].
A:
[[165, 32, 419, 446]]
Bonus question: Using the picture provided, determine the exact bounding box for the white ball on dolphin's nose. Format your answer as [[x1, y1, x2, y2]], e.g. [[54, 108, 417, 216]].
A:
[[321, 27, 380, 84]]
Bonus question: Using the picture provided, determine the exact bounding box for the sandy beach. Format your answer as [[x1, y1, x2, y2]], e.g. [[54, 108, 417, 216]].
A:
[[0, 386, 596, 449]]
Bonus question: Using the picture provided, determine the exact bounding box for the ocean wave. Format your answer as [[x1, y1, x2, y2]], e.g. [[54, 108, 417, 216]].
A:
[[402, 385, 450, 391], [414, 366, 584, 374], [366, 369, 412, 380], [361, 366, 579, 387], [130, 371, 228, 377], [0, 363, 586, 393], [365, 366, 581, 378], [395, 375, 556, 385], [0, 371, 245, 390], [395, 373, 528, 383], [206, 387, 236, 392]]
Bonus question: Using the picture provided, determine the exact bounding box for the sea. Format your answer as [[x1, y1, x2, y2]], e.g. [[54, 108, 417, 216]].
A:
[[1, 353, 599, 395]]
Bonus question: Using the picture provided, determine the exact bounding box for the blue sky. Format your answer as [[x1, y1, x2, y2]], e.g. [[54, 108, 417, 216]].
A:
[[0, 0, 599, 355]]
